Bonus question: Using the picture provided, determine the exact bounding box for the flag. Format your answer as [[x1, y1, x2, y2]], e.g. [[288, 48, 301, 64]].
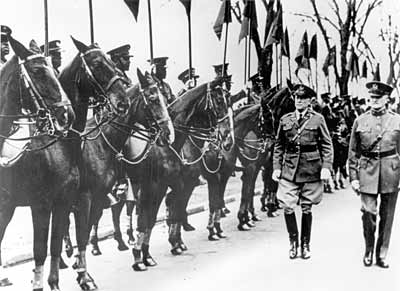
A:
[[263, 0, 275, 46], [295, 31, 310, 74], [213, 0, 232, 40], [309, 34, 317, 60], [124, 0, 140, 21], [373, 63, 381, 81], [361, 60, 368, 79], [281, 27, 290, 58], [345, 46, 359, 79], [238, 0, 258, 43], [322, 46, 336, 76], [178, 0, 191, 17], [264, 3, 283, 48]]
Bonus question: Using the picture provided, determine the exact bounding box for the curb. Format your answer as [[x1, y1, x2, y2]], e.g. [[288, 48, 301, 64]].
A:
[[5, 187, 261, 268]]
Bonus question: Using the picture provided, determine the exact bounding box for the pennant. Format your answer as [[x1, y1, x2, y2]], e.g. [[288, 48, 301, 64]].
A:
[[124, 0, 140, 21], [322, 46, 336, 76], [238, 0, 258, 43], [263, 0, 275, 46], [295, 31, 310, 74], [373, 63, 381, 81], [213, 0, 232, 40], [264, 3, 283, 48], [178, 0, 191, 17], [361, 60, 368, 79], [281, 27, 290, 58], [309, 34, 317, 60]]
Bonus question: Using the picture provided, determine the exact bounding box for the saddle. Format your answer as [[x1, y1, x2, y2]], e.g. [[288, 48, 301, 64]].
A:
[[124, 122, 151, 161], [0, 119, 31, 168]]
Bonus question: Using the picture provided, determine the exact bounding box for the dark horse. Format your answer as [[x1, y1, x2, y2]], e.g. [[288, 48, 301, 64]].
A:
[[123, 79, 230, 271], [0, 36, 130, 291], [73, 69, 174, 269]]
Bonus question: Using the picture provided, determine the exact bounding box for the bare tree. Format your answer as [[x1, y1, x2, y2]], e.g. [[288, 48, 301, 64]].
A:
[[379, 15, 400, 92], [295, 0, 381, 95]]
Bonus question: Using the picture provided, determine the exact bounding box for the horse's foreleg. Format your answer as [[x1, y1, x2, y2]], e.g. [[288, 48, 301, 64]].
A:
[[63, 214, 73, 258], [0, 204, 15, 287], [111, 202, 128, 251], [237, 169, 252, 230], [31, 206, 51, 291], [74, 192, 97, 290], [48, 203, 70, 290], [206, 178, 221, 240], [125, 201, 135, 245], [132, 195, 149, 272]]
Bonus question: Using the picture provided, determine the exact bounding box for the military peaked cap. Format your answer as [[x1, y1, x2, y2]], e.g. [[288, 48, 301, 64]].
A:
[[213, 63, 229, 76], [292, 84, 316, 98], [107, 44, 133, 58], [366, 81, 393, 97], [1, 25, 12, 42], [148, 57, 168, 67], [40, 40, 62, 54], [178, 68, 199, 84], [320, 92, 330, 100]]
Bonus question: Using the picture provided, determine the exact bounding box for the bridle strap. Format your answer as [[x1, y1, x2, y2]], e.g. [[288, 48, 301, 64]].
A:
[[20, 61, 49, 111]]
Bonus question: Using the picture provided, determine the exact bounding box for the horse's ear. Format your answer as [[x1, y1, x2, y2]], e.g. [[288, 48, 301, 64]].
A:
[[137, 68, 147, 88], [29, 40, 41, 54], [70, 36, 90, 54], [8, 36, 34, 60]]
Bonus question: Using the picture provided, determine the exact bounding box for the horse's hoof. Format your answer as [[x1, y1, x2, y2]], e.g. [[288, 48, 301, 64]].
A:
[[170, 246, 183, 255], [33, 289, 43, 291], [223, 207, 231, 214], [77, 272, 98, 291], [59, 257, 69, 269], [237, 223, 250, 231], [208, 234, 220, 241], [252, 215, 262, 222], [220, 211, 226, 218], [117, 242, 129, 251], [0, 278, 13, 287], [267, 211, 279, 218], [143, 257, 158, 267], [246, 221, 255, 227], [128, 238, 135, 246], [91, 247, 102, 256], [49, 282, 60, 291], [260, 206, 267, 212], [216, 232, 227, 239], [179, 242, 188, 251], [132, 263, 148, 272], [182, 223, 196, 232]]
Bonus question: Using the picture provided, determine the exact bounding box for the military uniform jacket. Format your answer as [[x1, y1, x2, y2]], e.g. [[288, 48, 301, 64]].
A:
[[159, 80, 176, 104], [348, 110, 400, 194], [273, 109, 333, 183]]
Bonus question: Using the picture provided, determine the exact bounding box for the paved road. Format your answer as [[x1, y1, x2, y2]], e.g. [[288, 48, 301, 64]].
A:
[[2, 183, 400, 291]]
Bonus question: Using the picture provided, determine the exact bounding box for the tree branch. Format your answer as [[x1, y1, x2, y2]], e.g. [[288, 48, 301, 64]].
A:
[[355, 0, 382, 47], [329, 0, 343, 26], [293, 12, 340, 31]]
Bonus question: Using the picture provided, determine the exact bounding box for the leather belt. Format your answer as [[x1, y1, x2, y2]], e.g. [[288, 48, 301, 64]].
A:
[[286, 144, 318, 153], [361, 149, 397, 159]]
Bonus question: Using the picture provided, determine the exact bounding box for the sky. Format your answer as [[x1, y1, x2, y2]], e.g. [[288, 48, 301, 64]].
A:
[[1, 0, 399, 97]]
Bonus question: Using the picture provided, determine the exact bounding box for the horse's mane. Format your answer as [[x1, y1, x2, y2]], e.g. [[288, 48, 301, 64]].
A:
[[235, 103, 260, 124]]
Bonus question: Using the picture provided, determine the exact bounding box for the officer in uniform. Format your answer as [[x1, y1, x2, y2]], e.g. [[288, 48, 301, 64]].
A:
[[177, 67, 199, 96], [149, 57, 176, 104], [348, 81, 400, 268], [107, 44, 134, 87], [272, 84, 333, 260], [40, 40, 63, 75], [1, 25, 12, 68], [213, 63, 232, 92]]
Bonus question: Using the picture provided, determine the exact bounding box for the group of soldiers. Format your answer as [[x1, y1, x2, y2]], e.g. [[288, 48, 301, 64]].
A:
[[1, 22, 399, 272]]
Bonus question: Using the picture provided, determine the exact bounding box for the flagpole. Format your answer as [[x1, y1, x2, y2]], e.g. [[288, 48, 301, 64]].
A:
[[247, 17, 252, 81], [44, 0, 49, 56], [222, 23, 229, 77], [188, 10, 192, 80], [88, 0, 94, 44], [288, 57, 292, 82], [275, 43, 279, 87], [147, 0, 154, 62], [244, 36, 248, 85], [315, 58, 318, 96], [279, 44, 283, 86]]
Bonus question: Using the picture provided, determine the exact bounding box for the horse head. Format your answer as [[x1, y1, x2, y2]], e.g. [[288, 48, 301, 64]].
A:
[[135, 68, 174, 145], [267, 86, 295, 131], [63, 37, 130, 126], [1, 37, 74, 135]]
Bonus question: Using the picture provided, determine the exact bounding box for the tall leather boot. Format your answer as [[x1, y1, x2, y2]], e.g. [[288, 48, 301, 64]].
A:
[[301, 213, 312, 259], [361, 211, 376, 267], [284, 213, 299, 259]]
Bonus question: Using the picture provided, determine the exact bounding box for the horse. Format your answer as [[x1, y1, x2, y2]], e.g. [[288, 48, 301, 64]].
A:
[[0, 36, 130, 291], [76, 70, 174, 262], [123, 78, 230, 271]]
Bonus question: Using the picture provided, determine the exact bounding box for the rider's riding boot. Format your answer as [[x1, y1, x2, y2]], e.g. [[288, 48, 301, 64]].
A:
[[114, 231, 129, 251], [284, 213, 299, 259], [301, 213, 312, 260]]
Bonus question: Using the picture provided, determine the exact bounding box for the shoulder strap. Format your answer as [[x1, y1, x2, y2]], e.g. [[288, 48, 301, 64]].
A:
[[366, 114, 393, 152], [290, 117, 313, 143]]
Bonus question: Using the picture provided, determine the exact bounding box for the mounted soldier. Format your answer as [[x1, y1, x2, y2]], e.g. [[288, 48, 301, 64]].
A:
[[107, 44, 133, 88], [40, 40, 63, 76], [149, 57, 176, 104], [0, 25, 12, 68], [348, 81, 400, 269], [272, 84, 333, 260], [177, 67, 199, 97]]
